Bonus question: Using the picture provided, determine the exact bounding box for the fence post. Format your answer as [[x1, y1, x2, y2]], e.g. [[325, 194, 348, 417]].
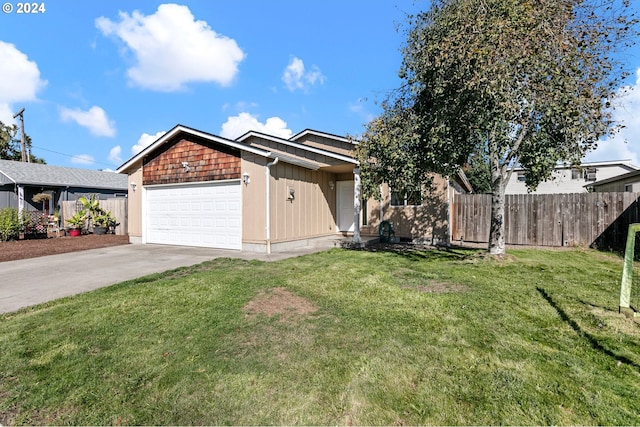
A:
[[620, 223, 640, 315]]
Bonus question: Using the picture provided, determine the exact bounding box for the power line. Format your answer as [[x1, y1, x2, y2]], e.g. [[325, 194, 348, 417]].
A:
[[30, 144, 117, 168]]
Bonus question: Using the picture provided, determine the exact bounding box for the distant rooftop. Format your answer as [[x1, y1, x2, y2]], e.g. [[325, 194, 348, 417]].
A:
[[510, 159, 639, 171], [0, 159, 128, 190]]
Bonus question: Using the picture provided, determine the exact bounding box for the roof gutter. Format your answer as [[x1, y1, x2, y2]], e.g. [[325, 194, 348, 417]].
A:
[[265, 156, 279, 254]]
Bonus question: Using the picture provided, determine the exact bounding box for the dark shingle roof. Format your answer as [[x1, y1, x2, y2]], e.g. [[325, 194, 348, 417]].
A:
[[0, 159, 128, 190]]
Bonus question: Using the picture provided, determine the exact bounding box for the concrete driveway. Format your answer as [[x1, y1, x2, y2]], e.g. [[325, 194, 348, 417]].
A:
[[0, 243, 333, 314]]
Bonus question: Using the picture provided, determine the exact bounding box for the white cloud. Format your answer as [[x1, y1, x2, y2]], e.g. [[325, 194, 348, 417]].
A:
[[71, 154, 95, 165], [0, 104, 13, 125], [585, 68, 640, 165], [0, 41, 47, 123], [220, 112, 292, 140], [132, 130, 166, 154], [60, 106, 116, 137], [109, 145, 122, 164], [96, 4, 246, 92], [282, 57, 326, 92]]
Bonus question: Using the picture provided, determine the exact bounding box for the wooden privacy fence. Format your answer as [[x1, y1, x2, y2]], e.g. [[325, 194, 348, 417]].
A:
[[452, 192, 640, 249], [61, 198, 127, 235]]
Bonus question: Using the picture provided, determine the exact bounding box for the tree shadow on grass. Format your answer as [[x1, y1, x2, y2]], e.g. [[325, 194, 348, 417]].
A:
[[537, 287, 640, 371], [348, 242, 477, 262]]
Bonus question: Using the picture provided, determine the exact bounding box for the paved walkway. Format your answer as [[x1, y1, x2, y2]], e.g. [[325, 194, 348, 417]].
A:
[[0, 243, 336, 314]]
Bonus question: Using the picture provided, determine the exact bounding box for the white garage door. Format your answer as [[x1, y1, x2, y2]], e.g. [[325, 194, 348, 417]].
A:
[[146, 182, 242, 250]]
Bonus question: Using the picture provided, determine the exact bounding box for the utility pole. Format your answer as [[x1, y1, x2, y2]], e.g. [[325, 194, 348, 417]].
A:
[[12, 107, 26, 162]]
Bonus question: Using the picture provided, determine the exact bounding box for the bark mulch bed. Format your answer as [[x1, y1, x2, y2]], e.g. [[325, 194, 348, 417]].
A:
[[0, 234, 129, 262]]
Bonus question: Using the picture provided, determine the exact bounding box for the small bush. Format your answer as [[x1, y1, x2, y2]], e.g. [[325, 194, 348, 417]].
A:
[[0, 207, 21, 241]]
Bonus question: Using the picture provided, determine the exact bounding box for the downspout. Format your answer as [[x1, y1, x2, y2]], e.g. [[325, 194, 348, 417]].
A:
[[265, 157, 279, 254]]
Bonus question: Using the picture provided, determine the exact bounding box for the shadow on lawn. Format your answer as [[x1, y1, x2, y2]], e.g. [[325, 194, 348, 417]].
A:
[[346, 242, 478, 262], [537, 287, 640, 371]]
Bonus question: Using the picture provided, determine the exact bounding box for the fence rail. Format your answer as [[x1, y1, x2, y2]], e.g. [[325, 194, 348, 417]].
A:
[[61, 198, 127, 235], [452, 192, 640, 250]]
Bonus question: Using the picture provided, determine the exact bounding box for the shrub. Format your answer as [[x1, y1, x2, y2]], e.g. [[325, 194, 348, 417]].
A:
[[0, 208, 21, 241]]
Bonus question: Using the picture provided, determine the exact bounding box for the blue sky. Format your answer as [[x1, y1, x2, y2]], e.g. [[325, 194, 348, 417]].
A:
[[1, 1, 639, 171]]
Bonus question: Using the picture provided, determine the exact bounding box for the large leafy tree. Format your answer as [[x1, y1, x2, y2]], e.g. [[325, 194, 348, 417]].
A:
[[0, 121, 45, 163], [357, 0, 637, 256], [464, 150, 492, 194]]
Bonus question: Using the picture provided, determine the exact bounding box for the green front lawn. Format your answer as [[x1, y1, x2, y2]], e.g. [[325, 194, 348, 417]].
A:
[[1, 247, 639, 425]]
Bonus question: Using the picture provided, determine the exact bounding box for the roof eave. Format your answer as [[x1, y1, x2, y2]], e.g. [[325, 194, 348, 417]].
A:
[[290, 128, 353, 144], [238, 131, 359, 165], [456, 169, 473, 193], [0, 171, 16, 185]]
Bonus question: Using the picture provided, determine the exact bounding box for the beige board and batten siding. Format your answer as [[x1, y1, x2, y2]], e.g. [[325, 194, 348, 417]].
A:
[[240, 153, 267, 244], [242, 153, 339, 247], [269, 161, 337, 243]]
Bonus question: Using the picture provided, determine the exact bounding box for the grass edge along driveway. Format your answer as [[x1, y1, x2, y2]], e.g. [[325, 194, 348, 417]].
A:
[[1, 247, 639, 425]]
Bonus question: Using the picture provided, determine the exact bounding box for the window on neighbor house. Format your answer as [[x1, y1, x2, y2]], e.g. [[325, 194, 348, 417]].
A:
[[517, 172, 526, 182], [571, 168, 581, 180], [625, 184, 633, 192], [391, 190, 423, 207], [583, 168, 597, 182]]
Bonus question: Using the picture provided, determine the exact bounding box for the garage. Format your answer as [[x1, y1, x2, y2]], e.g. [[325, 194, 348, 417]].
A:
[[146, 181, 242, 250]]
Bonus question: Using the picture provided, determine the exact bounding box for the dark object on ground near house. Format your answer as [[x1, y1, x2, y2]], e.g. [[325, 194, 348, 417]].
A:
[[379, 220, 396, 243]]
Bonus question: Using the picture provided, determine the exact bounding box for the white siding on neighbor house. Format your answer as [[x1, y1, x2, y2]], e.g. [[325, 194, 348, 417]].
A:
[[505, 163, 638, 194], [145, 181, 242, 250]]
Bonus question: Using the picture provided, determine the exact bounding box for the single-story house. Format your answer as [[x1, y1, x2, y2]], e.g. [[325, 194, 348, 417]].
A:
[[505, 160, 639, 194], [586, 168, 640, 192], [116, 124, 471, 253], [0, 159, 128, 215]]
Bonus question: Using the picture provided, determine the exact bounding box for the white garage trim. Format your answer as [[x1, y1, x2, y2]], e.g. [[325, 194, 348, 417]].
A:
[[144, 180, 242, 250]]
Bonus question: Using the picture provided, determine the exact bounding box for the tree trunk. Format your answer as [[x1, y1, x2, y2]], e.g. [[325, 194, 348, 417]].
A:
[[488, 177, 506, 256], [488, 136, 507, 256]]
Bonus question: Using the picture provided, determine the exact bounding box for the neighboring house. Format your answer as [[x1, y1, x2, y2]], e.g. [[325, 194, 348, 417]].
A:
[[586, 169, 640, 192], [116, 124, 471, 253], [0, 159, 128, 215], [505, 160, 639, 194]]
